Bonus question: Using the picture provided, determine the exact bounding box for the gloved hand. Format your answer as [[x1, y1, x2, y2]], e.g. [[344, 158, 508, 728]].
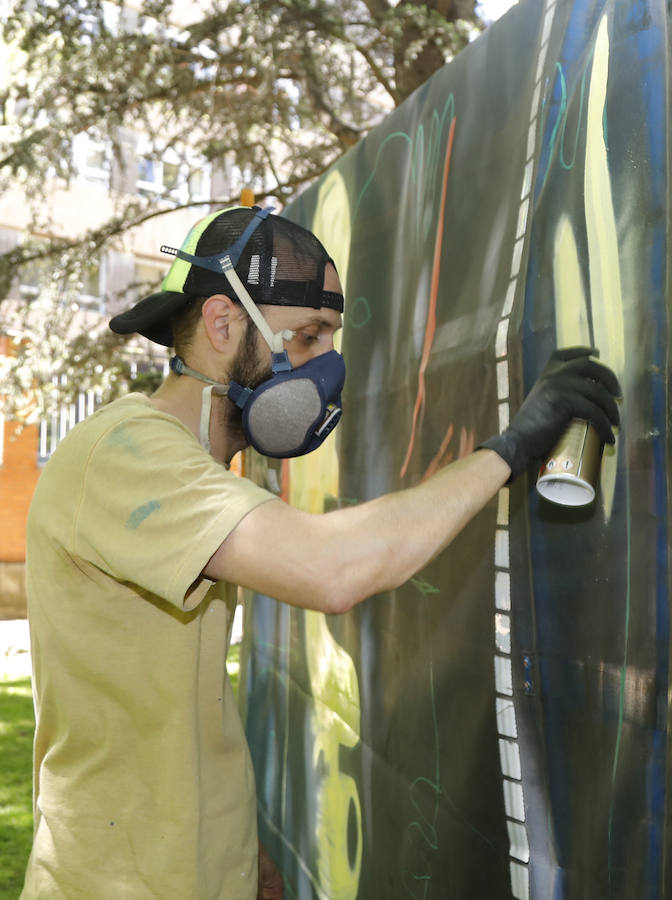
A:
[[481, 347, 621, 479]]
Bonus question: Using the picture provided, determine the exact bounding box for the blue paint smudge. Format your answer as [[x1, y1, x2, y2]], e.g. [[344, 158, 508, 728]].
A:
[[126, 500, 160, 530]]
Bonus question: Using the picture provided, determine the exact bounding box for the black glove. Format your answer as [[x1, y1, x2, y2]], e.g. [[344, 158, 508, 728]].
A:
[[481, 347, 621, 479]]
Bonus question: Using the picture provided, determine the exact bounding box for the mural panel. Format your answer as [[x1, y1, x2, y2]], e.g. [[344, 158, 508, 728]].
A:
[[242, 1, 671, 897]]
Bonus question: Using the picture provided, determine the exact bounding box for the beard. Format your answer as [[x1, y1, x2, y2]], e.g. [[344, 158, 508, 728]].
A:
[[212, 318, 273, 446], [228, 316, 273, 391]]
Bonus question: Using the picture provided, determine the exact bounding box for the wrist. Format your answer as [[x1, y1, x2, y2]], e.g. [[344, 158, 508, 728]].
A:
[[478, 431, 525, 481]]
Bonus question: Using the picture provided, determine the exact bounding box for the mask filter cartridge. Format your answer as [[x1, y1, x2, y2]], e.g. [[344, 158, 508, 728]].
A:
[[235, 349, 346, 458]]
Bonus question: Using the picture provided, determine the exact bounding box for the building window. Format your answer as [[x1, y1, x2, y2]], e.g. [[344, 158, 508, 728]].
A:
[[73, 133, 110, 185], [187, 165, 211, 202], [76, 257, 106, 313], [19, 256, 48, 300], [135, 144, 211, 204], [136, 155, 160, 193]]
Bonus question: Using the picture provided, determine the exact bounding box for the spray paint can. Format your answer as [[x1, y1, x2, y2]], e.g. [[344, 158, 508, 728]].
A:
[[536, 419, 603, 507]]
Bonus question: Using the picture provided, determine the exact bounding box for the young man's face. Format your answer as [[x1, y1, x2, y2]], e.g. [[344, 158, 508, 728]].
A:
[[239, 262, 343, 377]]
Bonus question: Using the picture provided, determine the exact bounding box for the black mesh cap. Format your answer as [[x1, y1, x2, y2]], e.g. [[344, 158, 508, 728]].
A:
[[109, 206, 344, 347]]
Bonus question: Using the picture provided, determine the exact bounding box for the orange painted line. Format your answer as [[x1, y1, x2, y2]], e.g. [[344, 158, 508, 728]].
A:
[[400, 116, 457, 479], [421, 423, 454, 482]]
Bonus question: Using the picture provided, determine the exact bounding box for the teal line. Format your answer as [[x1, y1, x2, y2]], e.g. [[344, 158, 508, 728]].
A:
[[607, 449, 631, 886], [352, 95, 455, 233], [537, 43, 597, 197], [353, 130, 412, 224]]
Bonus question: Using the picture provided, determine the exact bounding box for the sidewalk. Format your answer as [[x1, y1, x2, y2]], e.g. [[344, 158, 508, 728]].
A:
[[0, 618, 31, 679]]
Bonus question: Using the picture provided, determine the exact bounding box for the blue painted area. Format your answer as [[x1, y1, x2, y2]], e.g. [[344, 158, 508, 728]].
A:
[[622, 4, 668, 894], [523, 1, 670, 896], [534, 0, 609, 201], [125, 500, 160, 530]]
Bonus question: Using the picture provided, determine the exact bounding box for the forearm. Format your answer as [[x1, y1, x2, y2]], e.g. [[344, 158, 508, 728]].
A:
[[208, 449, 510, 613], [322, 448, 510, 607]]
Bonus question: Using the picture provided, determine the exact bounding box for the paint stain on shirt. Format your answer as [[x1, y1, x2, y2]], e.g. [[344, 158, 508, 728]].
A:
[[126, 500, 161, 530]]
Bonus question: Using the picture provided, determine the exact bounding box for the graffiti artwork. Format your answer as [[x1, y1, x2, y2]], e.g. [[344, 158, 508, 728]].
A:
[[242, 1, 671, 897]]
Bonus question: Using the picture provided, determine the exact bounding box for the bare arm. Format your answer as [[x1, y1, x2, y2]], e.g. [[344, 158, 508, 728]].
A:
[[204, 449, 510, 614], [205, 345, 622, 613]]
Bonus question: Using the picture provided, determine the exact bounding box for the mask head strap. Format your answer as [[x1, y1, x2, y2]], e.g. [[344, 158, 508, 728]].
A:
[[168, 357, 227, 453], [161, 206, 291, 355]]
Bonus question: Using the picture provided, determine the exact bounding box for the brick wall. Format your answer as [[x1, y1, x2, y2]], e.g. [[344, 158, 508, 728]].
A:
[[0, 419, 40, 562]]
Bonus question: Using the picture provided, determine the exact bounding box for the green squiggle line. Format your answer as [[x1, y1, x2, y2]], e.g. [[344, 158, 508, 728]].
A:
[[403, 659, 441, 898]]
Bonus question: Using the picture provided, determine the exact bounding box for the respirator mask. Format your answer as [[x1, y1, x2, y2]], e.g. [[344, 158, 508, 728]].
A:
[[163, 207, 346, 458]]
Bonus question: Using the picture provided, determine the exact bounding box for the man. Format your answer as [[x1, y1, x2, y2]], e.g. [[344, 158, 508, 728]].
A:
[[22, 206, 621, 898]]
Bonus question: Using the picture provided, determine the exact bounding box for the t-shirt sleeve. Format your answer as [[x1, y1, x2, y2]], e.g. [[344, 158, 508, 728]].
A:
[[73, 411, 276, 608]]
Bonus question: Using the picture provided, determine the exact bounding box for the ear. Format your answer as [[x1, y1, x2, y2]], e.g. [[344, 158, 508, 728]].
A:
[[201, 294, 241, 351]]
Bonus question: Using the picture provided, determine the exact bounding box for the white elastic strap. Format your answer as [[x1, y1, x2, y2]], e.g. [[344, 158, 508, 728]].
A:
[[221, 257, 287, 353], [200, 385, 214, 452]]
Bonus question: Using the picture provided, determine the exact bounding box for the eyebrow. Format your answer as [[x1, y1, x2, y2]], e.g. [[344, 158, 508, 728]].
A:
[[295, 315, 342, 330]]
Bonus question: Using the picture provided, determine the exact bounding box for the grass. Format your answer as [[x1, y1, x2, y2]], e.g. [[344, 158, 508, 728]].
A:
[[0, 677, 34, 899], [0, 645, 242, 897]]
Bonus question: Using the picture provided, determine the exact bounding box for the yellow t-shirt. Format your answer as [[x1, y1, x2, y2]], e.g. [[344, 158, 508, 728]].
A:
[[21, 393, 276, 900]]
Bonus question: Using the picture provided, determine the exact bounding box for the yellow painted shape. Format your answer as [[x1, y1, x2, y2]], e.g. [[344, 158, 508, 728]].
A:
[[553, 213, 590, 347], [304, 612, 361, 738], [302, 609, 362, 900], [584, 14, 624, 521], [312, 170, 352, 292], [288, 175, 362, 897]]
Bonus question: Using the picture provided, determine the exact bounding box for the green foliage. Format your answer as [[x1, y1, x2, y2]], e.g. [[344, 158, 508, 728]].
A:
[[0, 678, 33, 898], [0, 0, 481, 419], [0, 0, 481, 236], [1, 0, 480, 201]]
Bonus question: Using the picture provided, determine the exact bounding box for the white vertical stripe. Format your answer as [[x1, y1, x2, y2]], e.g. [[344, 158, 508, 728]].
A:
[[507, 820, 530, 862], [496, 318, 509, 358], [498, 400, 510, 433], [541, 8, 554, 45], [536, 40, 550, 82], [495, 613, 511, 654], [510, 237, 525, 279], [510, 861, 530, 900], [494, 656, 513, 696], [496, 697, 518, 738], [520, 159, 534, 200], [495, 571, 511, 610], [495, 528, 509, 568], [503, 778, 525, 821], [516, 198, 530, 239], [502, 280, 517, 318], [492, 6, 558, 896], [497, 359, 509, 401], [498, 738, 522, 780]]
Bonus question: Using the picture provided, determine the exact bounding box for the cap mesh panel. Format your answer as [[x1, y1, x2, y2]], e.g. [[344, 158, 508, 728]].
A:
[[182, 208, 332, 309]]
